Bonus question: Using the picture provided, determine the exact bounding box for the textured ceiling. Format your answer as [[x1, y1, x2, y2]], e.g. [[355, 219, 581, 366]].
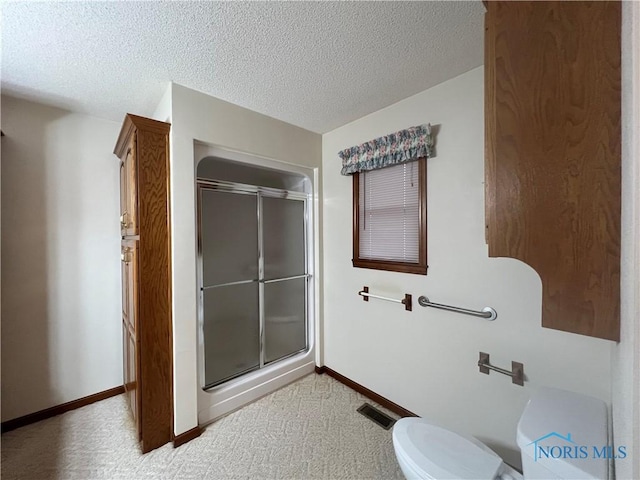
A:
[[1, 1, 484, 133]]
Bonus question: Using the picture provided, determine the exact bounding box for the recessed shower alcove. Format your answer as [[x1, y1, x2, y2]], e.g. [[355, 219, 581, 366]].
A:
[[194, 143, 317, 424]]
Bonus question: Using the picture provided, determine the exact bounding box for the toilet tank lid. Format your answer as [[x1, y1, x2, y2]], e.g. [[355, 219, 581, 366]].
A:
[[517, 387, 608, 480]]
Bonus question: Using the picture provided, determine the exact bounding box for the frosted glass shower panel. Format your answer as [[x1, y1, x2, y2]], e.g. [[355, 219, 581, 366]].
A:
[[264, 277, 306, 364], [200, 189, 258, 286], [203, 283, 260, 387], [198, 179, 310, 390], [262, 197, 306, 280]]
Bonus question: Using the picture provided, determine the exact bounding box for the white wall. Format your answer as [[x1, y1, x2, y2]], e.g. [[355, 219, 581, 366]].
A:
[[1, 96, 122, 421], [166, 83, 322, 435], [153, 84, 172, 124], [611, 1, 640, 478], [322, 67, 614, 468]]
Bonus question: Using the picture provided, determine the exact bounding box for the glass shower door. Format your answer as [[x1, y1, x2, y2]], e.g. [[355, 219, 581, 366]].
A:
[[199, 183, 309, 389], [261, 196, 308, 364], [200, 189, 260, 388]]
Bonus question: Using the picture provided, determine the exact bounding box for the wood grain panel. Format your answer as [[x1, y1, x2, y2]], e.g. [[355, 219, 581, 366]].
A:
[[119, 159, 127, 228], [487, 1, 621, 340], [121, 239, 140, 435], [124, 134, 138, 236], [135, 126, 173, 453], [484, 5, 496, 246]]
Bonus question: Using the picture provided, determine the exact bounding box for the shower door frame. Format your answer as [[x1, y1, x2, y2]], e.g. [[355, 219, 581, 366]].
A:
[[196, 178, 311, 391]]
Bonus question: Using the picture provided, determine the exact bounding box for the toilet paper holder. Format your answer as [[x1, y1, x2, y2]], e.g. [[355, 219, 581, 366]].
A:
[[478, 352, 524, 386]]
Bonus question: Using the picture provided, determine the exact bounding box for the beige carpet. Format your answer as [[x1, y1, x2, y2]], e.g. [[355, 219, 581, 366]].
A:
[[1, 373, 404, 480]]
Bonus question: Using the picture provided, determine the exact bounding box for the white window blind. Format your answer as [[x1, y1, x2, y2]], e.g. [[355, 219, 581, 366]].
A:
[[359, 161, 420, 263]]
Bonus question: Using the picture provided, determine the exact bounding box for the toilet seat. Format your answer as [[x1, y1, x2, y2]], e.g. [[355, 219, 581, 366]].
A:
[[393, 418, 504, 480]]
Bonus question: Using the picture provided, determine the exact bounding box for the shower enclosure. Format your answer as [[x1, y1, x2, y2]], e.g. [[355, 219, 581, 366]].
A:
[[197, 155, 311, 391]]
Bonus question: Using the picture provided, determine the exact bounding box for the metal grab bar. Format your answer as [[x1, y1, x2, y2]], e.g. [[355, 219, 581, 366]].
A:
[[417, 296, 497, 321], [359, 286, 412, 311]]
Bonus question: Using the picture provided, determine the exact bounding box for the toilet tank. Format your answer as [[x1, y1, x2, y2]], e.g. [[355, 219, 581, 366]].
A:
[[516, 388, 608, 480]]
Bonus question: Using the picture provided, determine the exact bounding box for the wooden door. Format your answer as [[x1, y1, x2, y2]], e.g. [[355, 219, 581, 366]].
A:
[[121, 239, 140, 435]]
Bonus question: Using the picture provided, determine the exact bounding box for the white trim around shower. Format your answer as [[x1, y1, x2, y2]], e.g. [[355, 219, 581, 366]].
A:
[[193, 142, 318, 425]]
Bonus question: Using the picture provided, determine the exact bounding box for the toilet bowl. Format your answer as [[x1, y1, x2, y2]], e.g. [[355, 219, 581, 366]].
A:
[[392, 387, 608, 480]]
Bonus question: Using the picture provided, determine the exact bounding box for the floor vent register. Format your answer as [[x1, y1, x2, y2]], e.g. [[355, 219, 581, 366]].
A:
[[357, 403, 396, 430]]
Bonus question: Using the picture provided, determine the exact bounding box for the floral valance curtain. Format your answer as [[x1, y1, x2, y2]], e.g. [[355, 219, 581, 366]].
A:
[[338, 124, 434, 175]]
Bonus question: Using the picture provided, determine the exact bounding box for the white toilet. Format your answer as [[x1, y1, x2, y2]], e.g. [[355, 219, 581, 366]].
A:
[[392, 387, 608, 480]]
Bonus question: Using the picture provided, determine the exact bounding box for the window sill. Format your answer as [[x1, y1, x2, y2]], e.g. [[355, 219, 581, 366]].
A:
[[352, 259, 427, 275]]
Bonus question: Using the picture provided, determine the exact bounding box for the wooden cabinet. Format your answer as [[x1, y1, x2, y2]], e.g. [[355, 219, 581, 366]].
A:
[[114, 114, 173, 452], [485, 1, 621, 341]]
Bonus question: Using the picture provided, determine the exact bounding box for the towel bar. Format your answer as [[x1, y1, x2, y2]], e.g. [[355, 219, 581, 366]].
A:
[[359, 287, 412, 311]]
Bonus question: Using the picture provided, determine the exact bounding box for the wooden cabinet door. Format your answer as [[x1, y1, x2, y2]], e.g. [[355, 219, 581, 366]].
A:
[[485, 1, 621, 340], [121, 239, 140, 436], [119, 159, 127, 233], [122, 134, 138, 236]]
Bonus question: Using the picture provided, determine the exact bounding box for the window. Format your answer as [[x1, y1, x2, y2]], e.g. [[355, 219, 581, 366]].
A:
[[352, 157, 427, 274]]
